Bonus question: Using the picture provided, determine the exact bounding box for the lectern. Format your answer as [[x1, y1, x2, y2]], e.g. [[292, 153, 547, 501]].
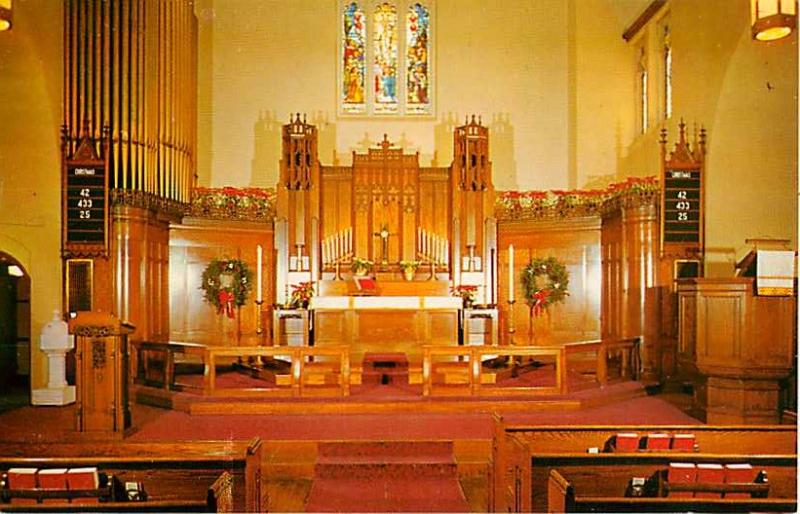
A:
[[676, 277, 795, 423], [69, 311, 134, 436]]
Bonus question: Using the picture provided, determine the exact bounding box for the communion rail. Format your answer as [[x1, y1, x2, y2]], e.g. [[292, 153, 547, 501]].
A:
[[421, 337, 639, 396], [131, 338, 637, 398]]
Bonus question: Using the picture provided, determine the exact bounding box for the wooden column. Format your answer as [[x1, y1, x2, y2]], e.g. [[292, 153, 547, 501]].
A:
[[601, 202, 660, 381], [677, 278, 795, 424]]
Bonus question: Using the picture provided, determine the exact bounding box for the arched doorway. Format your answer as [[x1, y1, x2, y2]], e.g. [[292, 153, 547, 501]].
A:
[[0, 252, 30, 411]]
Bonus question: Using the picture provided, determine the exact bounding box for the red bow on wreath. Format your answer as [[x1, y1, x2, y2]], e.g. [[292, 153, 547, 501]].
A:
[[531, 289, 551, 317], [218, 290, 236, 319]]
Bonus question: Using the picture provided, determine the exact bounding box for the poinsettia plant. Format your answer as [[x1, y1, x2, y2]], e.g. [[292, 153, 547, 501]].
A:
[[450, 284, 478, 308], [290, 281, 315, 308]]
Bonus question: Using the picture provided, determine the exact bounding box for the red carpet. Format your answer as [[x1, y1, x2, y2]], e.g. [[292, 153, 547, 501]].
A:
[[128, 393, 699, 442], [306, 441, 469, 512]]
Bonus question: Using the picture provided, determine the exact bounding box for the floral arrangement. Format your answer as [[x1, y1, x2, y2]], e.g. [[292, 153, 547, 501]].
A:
[[351, 257, 373, 275], [290, 281, 315, 309], [495, 176, 659, 221], [451, 284, 478, 308], [399, 260, 420, 271], [189, 187, 277, 221], [200, 258, 253, 319], [522, 257, 569, 317]]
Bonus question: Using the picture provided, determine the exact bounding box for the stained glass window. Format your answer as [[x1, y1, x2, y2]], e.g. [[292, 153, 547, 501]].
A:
[[639, 47, 648, 134], [663, 24, 672, 120], [373, 2, 399, 114], [405, 3, 430, 114], [339, 1, 433, 116], [342, 2, 367, 114]]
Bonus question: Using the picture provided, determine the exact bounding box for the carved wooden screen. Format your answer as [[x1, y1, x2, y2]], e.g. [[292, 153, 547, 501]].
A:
[[352, 136, 419, 265]]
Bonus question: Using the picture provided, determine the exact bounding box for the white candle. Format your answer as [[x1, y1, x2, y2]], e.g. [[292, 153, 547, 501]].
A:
[[256, 245, 263, 303], [336, 232, 342, 260], [444, 240, 449, 266], [347, 227, 352, 255], [421, 229, 427, 257], [508, 244, 514, 299], [322, 239, 329, 265]]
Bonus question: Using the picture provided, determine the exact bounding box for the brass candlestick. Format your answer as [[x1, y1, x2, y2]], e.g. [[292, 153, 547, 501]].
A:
[[507, 298, 516, 345], [255, 299, 264, 336]]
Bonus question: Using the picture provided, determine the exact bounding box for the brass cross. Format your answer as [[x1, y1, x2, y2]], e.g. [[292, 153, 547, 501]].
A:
[[372, 223, 396, 267]]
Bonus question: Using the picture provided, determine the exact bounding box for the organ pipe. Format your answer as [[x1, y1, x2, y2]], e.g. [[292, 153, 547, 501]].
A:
[[64, 0, 197, 204]]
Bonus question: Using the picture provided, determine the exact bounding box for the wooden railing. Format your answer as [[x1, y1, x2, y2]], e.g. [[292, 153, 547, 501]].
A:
[[421, 337, 640, 396], [132, 338, 637, 399], [203, 345, 351, 397]]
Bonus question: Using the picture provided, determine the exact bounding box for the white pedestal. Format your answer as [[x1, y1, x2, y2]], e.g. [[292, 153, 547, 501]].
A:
[[32, 342, 76, 406], [32, 385, 76, 406]]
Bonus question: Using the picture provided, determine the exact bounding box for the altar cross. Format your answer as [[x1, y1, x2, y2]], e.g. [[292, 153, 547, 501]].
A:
[[373, 223, 397, 267]]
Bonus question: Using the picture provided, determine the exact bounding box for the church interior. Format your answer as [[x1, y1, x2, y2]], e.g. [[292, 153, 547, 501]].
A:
[[0, 0, 797, 512]]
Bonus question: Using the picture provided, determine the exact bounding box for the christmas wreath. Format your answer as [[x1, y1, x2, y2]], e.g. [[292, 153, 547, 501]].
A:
[[522, 256, 569, 316], [200, 258, 253, 319]]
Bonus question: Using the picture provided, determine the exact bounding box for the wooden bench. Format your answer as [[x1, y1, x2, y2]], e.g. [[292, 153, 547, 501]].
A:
[[491, 418, 798, 512], [548, 467, 797, 513], [531, 453, 796, 512], [0, 439, 265, 513], [0, 470, 233, 512], [130, 340, 207, 393]]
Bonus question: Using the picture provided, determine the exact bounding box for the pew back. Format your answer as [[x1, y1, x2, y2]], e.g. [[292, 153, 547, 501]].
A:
[[491, 419, 797, 512], [0, 439, 263, 513]]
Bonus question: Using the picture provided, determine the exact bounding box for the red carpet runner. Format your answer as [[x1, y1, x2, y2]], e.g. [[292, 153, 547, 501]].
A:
[[305, 441, 470, 512]]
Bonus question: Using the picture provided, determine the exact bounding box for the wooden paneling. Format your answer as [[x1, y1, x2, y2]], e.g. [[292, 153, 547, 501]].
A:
[[677, 278, 796, 424], [498, 217, 602, 345], [314, 308, 458, 365], [169, 219, 274, 346], [104, 205, 170, 342]]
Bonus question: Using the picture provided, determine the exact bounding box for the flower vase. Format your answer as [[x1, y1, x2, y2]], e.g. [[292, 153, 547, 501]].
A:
[[354, 267, 368, 277], [403, 269, 415, 281]]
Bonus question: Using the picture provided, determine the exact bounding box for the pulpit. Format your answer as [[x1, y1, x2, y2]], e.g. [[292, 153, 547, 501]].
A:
[[676, 277, 795, 423], [70, 311, 134, 436]]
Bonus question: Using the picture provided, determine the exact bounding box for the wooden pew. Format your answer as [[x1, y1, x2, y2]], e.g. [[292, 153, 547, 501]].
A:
[[0, 439, 264, 513], [0, 471, 233, 512], [532, 453, 796, 513], [548, 468, 797, 513], [491, 417, 797, 512]]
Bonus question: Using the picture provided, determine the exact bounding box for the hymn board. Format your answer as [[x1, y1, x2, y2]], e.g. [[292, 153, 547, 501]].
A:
[[660, 120, 705, 278], [62, 123, 110, 256], [61, 123, 110, 312]]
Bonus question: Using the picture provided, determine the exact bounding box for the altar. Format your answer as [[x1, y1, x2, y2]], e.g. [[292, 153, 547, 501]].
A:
[[311, 289, 461, 365]]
